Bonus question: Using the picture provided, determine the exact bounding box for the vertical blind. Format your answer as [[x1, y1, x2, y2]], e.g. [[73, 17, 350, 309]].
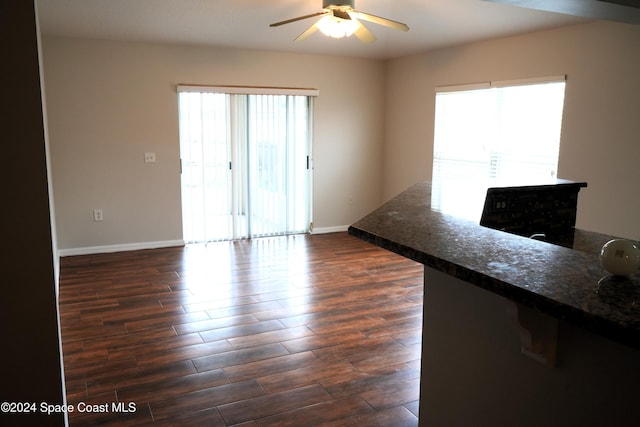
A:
[[179, 91, 231, 242], [178, 85, 316, 243], [246, 94, 312, 237], [432, 76, 567, 221]]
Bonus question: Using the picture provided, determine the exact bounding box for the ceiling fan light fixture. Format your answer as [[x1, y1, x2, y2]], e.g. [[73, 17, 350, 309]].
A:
[[317, 14, 359, 39], [270, 0, 407, 44]]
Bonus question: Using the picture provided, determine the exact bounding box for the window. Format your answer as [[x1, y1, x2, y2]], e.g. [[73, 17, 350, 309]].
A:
[[178, 85, 317, 243], [431, 76, 566, 222]]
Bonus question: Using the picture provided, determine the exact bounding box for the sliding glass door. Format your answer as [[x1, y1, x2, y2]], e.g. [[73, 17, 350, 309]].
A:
[[178, 88, 313, 243]]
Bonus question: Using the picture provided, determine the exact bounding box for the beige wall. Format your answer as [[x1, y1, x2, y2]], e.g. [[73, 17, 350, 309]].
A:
[[44, 19, 640, 250], [42, 37, 386, 251], [421, 267, 640, 426], [384, 20, 640, 239]]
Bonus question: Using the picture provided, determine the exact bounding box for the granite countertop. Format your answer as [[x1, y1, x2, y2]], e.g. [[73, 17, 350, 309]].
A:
[[348, 182, 640, 349]]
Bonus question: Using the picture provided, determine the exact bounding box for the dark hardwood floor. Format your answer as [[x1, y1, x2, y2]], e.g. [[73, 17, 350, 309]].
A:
[[59, 232, 423, 426]]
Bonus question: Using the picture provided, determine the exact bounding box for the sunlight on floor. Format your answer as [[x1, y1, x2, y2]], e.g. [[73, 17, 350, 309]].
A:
[[179, 235, 313, 309]]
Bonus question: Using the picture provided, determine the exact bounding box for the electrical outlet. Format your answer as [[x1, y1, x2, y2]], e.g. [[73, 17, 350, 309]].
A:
[[93, 209, 103, 222], [144, 152, 156, 163]]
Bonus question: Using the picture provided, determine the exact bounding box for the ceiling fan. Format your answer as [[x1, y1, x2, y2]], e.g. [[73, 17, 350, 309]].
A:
[[270, 0, 409, 43]]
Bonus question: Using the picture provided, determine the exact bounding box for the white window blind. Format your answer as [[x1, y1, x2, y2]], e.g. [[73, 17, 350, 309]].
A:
[[178, 85, 315, 242], [177, 84, 319, 97], [432, 76, 567, 221]]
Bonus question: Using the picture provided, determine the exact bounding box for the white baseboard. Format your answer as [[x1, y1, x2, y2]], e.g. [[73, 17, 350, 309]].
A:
[[311, 225, 349, 234], [59, 240, 185, 257], [58, 229, 351, 256]]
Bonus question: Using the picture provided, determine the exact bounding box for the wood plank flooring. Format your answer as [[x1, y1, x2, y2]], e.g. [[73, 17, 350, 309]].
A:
[[58, 232, 423, 426]]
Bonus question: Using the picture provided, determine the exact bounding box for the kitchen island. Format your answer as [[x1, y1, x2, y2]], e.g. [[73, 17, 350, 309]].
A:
[[348, 182, 640, 426]]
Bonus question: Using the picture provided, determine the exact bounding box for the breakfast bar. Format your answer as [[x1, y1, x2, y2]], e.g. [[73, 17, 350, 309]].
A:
[[348, 182, 640, 426]]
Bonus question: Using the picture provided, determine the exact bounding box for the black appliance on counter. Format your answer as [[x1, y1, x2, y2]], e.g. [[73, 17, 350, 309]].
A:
[[479, 179, 587, 248]]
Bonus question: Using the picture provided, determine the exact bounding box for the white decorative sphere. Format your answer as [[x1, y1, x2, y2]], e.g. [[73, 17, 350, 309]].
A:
[[599, 239, 640, 277]]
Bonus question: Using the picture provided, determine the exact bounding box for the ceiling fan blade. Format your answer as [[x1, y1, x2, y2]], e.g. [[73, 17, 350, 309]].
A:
[[295, 21, 321, 42], [332, 9, 351, 20], [353, 20, 376, 44], [270, 11, 327, 27], [350, 10, 409, 32]]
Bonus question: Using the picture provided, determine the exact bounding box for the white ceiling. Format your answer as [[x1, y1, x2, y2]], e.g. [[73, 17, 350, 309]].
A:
[[36, 0, 588, 60]]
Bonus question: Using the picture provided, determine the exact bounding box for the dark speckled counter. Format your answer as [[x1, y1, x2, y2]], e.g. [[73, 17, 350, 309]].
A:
[[350, 182, 640, 426], [349, 181, 640, 349]]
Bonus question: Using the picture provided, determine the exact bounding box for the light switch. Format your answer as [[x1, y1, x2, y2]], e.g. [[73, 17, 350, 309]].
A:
[[144, 152, 156, 163]]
